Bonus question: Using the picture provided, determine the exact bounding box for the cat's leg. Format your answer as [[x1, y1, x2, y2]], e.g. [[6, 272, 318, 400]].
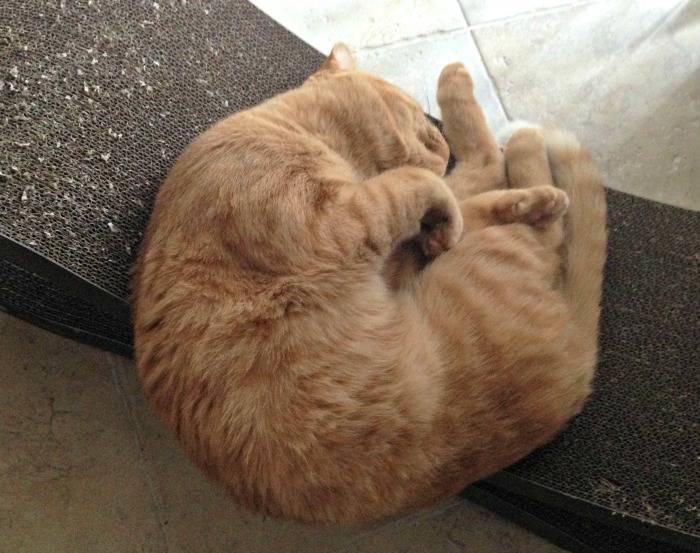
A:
[[328, 166, 463, 262], [498, 125, 568, 255], [437, 63, 500, 165], [443, 154, 505, 202], [502, 125, 552, 190], [384, 183, 567, 290], [437, 63, 504, 200]]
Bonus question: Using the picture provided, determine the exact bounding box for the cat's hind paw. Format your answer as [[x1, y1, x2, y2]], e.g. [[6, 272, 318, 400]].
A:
[[493, 185, 569, 228]]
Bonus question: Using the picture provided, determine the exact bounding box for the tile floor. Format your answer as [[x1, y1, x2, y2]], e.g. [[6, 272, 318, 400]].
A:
[[2, 0, 698, 552], [253, 0, 699, 210]]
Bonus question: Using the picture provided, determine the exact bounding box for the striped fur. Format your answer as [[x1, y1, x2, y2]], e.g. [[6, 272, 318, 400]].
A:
[[132, 48, 607, 524]]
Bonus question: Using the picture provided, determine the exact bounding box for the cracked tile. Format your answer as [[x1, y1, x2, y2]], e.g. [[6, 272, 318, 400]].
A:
[[0, 313, 166, 553], [248, 1, 507, 136]]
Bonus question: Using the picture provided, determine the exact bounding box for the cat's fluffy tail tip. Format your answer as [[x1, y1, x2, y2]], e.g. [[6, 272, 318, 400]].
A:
[[498, 121, 583, 153], [496, 119, 542, 146], [543, 128, 582, 153]]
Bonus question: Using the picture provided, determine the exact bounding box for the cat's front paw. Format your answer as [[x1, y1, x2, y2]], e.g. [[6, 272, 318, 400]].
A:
[[494, 185, 569, 228], [419, 197, 464, 258]]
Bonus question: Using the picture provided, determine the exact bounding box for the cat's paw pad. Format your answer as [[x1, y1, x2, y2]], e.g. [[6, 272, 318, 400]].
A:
[[495, 186, 569, 227], [437, 63, 474, 104], [419, 203, 464, 258]]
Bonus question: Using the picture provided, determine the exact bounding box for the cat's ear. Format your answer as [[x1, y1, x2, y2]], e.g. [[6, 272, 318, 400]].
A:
[[319, 42, 357, 72]]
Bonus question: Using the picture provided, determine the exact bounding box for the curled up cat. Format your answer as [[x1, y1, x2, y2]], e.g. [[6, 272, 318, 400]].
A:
[[132, 43, 607, 524]]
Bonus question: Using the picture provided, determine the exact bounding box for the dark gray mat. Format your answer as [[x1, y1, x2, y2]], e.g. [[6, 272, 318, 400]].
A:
[[464, 484, 694, 553], [0, 0, 323, 320], [1, 1, 698, 550]]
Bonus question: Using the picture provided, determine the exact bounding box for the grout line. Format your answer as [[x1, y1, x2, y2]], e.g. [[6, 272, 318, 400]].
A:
[[108, 355, 174, 553], [455, 0, 603, 125], [455, 0, 512, 122], [464, 0, 602, 30], [355, 26, 467, 54]]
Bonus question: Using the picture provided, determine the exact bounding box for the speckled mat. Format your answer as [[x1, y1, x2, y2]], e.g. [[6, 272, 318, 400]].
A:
[[0, 0, 324, 352], [0, 1, 698, 551]]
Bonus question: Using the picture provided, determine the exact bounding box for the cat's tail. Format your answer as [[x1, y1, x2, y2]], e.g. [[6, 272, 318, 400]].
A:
[[545, 129, 608, 338]]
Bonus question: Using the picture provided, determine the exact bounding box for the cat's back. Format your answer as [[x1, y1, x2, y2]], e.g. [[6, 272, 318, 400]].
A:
[[132, 83, 358, 377]]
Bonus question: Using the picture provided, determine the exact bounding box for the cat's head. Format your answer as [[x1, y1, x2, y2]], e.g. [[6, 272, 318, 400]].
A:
[[309, 43, 450, 176]]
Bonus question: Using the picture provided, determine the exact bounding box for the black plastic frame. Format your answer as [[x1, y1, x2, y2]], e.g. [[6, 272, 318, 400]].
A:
[[0, 233, 133, 356], [465, 482, 697, 553], [483, 473, 699, 552]]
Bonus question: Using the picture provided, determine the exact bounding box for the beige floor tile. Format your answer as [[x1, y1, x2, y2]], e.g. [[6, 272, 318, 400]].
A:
[[0, 313, 165, 553], [249, 0, 466, 53], [472, 0, 700, 210], [356, 31, 508, 126], [341, 499, 567, 552]]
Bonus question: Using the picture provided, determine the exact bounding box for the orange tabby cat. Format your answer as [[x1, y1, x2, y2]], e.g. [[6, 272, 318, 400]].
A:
[[132, 44, 607, 524]]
